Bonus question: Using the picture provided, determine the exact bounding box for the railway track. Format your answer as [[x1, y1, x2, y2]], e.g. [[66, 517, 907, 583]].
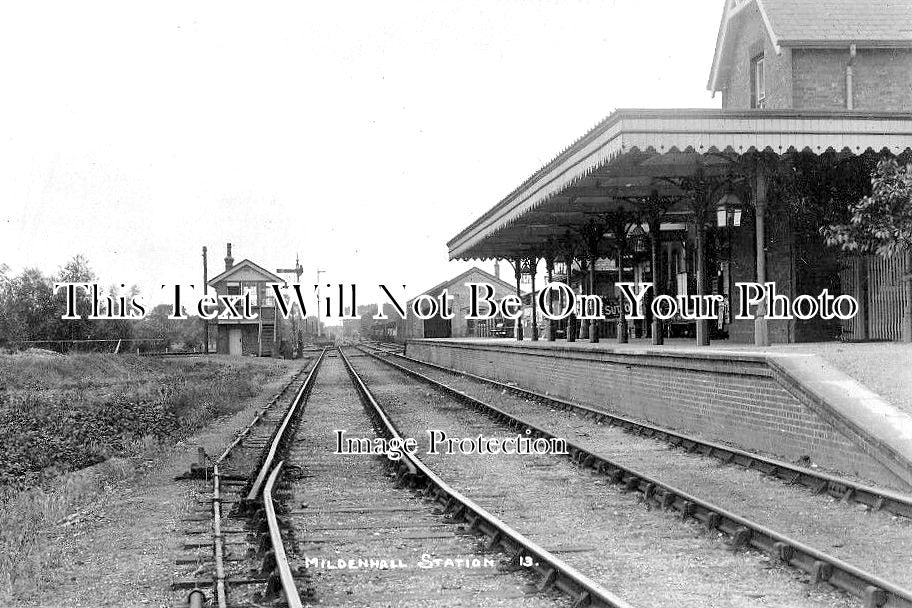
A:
[[172, 350, 325, 607], [175, 347, 632, 608], [361, 344, 912, 520], [287, 349, 625, 607], [353, 344, 912, 608]]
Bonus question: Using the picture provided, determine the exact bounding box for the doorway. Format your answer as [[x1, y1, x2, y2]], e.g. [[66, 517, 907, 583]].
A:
[[229, 328, 243, 355]]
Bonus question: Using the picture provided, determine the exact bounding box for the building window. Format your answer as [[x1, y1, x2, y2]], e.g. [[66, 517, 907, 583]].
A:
[[750, 54, 766, 108], [226, 281, 241, 296], [244, 284, 259, 306]]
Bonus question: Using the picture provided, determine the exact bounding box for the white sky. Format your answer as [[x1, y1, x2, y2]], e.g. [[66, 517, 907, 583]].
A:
[[0, 1, 722, 311]]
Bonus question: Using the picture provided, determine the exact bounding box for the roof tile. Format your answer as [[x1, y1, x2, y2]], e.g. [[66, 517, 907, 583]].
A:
[[761, 0, 912, 43]]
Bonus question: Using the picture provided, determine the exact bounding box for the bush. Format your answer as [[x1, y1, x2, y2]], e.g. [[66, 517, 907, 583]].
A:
[[0, 355, 284, 489]]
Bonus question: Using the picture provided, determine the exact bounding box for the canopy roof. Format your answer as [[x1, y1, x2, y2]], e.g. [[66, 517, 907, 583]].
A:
[[448, 108, 912, 261]]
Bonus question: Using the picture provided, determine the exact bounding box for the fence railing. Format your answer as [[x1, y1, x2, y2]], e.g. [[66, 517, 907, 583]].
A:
[[8, 338, 194, 354]]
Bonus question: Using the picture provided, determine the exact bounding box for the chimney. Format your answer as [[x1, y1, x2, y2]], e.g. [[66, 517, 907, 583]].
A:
[[494, 259, 501, 280], [224, 243, 234, 271]]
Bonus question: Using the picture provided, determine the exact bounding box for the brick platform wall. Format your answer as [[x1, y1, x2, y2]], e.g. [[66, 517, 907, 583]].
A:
[[406, 340, 900, 488]]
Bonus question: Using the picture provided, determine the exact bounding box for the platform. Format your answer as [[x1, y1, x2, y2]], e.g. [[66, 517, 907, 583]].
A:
[[404, 338, 912, 491]]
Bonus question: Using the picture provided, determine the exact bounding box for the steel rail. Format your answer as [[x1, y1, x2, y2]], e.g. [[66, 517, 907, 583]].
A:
[[246, 348, 327, 501], [210, 467, 228, 608], [216, 366, 309, 464], [263, 461, 303, 608], [367, 346, 912, 520], [338, 347, 634, 608], [361, 346, 912, 608], [198, 350, 325, 608]]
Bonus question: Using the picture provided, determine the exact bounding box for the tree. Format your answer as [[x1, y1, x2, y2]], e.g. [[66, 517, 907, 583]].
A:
[[133, 304, 204, 352], [823, 159, 912, 342], [1, 268, 57, 344]]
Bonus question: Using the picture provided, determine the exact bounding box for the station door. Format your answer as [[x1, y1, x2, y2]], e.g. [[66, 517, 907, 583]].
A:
[[423, 316, 452, 338]]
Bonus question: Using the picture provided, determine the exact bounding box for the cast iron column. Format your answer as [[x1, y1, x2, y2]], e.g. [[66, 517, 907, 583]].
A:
[[579, 257, 589, 341], [753, 166, 770, 346], [616, 236, 628, 343], [694, 217, 709, 346], [546, 256, 556, 341], [648, 214, 664, 345], [528, 256, 539, 341], [566, 250, 577, 342], [589, 253, 599, 342], [513, 257, 524, 341]]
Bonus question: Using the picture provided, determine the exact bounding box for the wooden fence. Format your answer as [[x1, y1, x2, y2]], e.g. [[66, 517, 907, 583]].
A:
[[839, 254, 908, 341]]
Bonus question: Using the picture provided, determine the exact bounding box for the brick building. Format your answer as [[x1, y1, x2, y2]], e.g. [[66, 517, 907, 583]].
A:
[[403, 267, 522, 339], [710, 0, 912, 112], [447, 0, 912, 346], [207, 243, 284, 356]]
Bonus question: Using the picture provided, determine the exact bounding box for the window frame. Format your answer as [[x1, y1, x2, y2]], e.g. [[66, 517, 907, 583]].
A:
[[750, 54, 766, 109]]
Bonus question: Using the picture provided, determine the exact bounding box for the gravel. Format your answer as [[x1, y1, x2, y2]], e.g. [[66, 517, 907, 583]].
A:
[[348, 351, 860, 608], [285, 353, 568, 608], [380, 352, 912, 589]]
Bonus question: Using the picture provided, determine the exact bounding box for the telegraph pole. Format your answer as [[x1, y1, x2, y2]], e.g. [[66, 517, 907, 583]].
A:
[[202, 246, 209, 354], [316, 269, 325, 337]]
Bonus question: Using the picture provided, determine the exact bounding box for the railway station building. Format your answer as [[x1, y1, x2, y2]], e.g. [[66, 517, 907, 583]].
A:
[[448, 0, 912, 347], [403, 267, 522, 339]]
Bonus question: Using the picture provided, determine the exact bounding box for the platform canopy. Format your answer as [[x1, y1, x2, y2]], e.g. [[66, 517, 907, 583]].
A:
[[448, 108, 912, 261]]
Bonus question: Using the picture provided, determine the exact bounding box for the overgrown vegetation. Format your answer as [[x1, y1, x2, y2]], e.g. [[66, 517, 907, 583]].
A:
[[0, 353, 283, 489], [0, 352, 290, 598]]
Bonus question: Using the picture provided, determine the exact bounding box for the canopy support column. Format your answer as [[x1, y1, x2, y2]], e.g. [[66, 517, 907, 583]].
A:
[[589, 255, 599, 342], [579, 218, 604, 343], [680, 169, 723, 347], [579, 257, 589, 341], [694, 219, 709, 346], [564, 247, 577, 342], [648, 212, 664, 345], [753, 166, 770, 347], [527, 256, 539, 341], [513, 258, 524, 341], [545, 256, 556, 341]]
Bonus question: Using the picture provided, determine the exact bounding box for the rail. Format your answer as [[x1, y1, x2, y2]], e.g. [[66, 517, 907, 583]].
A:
[[197, 348, 326, 608], [338, 346, 635, 608], [369, 345, 912, 520], [360, 346, 912, 608]]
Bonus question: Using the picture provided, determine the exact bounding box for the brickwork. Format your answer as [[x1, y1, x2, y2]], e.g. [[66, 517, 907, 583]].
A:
[[793, 49, 849, 110], [405, 268, 517, 339], [720, 12, 911, 112], [854, 49, 912, 112], [720, 5, 792, 110], [407, 340, 900, 487]]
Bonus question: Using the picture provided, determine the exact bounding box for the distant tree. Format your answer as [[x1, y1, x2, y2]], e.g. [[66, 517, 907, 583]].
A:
[[50, 254, 97, 342], [0, 264, 12, 345], [0, 255, 136, 350], [91, 283, 137, 343], [56, 254, 96, 284], [823, 159, 912, 342], [133, 303, 204, 351], [2, 268, 57, 344]]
